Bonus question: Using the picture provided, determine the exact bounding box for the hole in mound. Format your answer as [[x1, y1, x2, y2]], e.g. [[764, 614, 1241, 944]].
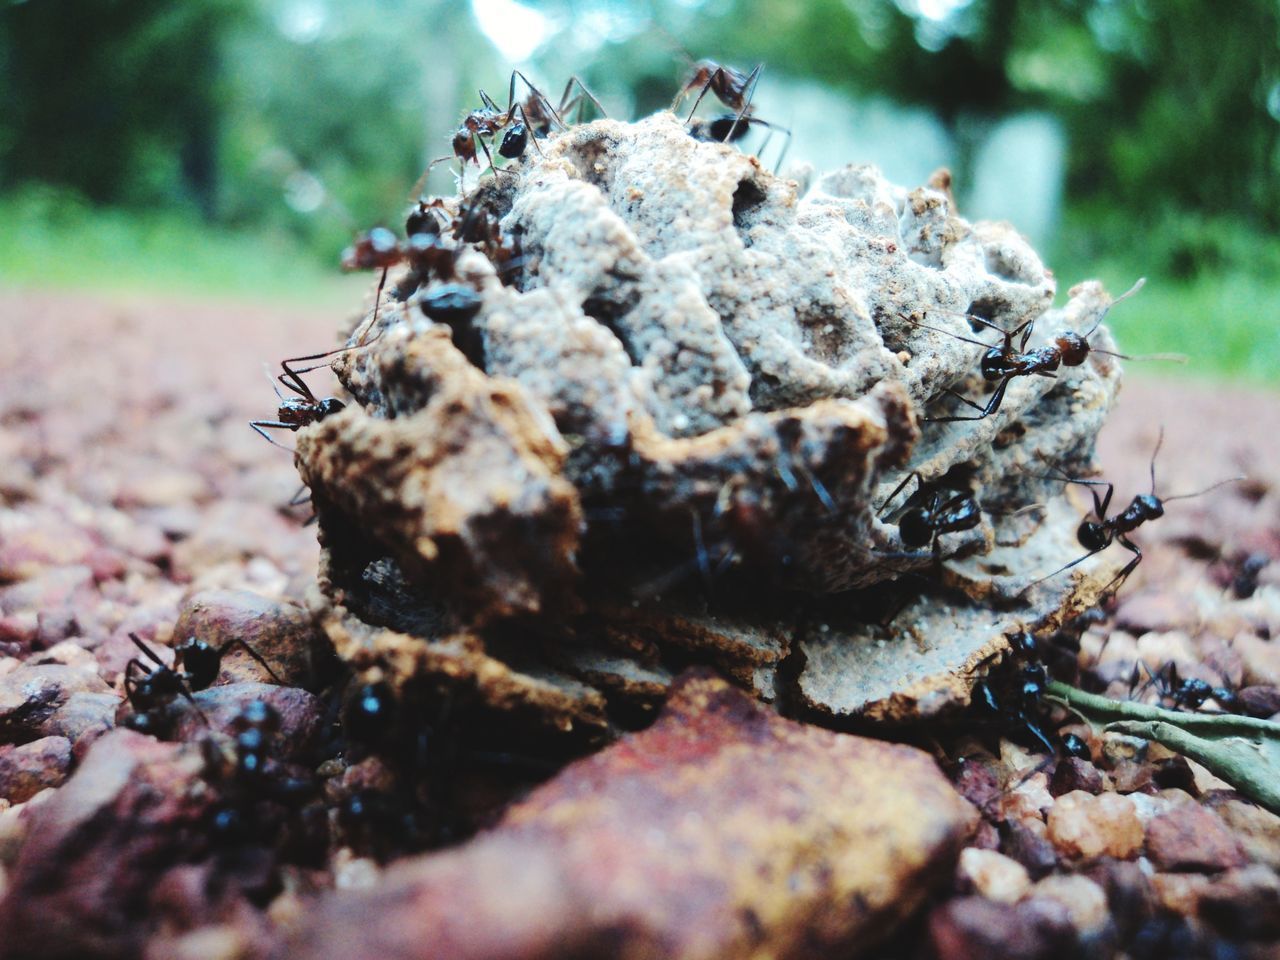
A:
[[581, 287, 643, 366], [731, 178, 768, 238]]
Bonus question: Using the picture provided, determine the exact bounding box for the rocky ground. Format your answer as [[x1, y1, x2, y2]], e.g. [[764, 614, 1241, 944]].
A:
[[1, 285, 1278, 959]]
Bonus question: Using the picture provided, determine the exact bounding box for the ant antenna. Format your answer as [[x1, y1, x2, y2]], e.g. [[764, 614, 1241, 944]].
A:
[[1149, 427, 1164, 494], [901, 314, 999, 350], [1162, 475, 1246, 503], [1083, 277, 1146, 339]]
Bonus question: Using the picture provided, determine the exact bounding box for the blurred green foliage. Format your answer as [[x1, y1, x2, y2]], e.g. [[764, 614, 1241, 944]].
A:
[[0, 0, 1276, 379]]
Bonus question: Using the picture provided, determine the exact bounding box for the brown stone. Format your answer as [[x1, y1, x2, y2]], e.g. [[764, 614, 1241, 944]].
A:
[[0, 729, 214, 958], [998, 818, 1058, 880], [1046, 791, 1143, 861], [1146, 805, 1248, 873], [0, 662, 111, 743], [956, 847, 1030, 904], [172, 589, 328, 687], [1196, 866, 1280, 939], [1048, 757, 1105, 797], [1204, 797, 1280, 869], [279, 672, 977, 960], [0, 736, 72, 803], [928, 895, 1074, 960]]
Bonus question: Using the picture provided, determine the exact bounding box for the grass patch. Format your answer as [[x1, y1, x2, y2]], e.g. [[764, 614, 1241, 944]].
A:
[[0, 186, 363, 304], [1052, 262, 1280, 385]]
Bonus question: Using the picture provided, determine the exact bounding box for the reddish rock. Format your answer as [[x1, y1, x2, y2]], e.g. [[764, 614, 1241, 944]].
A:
[[1204, 797, 1280, 869], [172, 589, 327, 687], [1109, 759, 1156, 795], [998, 818, 1058, 880], [279, 673, 978, 960], [1114, 590, 1199, 635], [1025, 874, 1108, 937], [0, 729, 215, 957], [952, 756, 1002, 818], [168, 682, 322, 760], [0, 735, 72, 802], [1046, 791, 1143, 861], [1048, 757, 1105, 797], [39, 691, 120, 759], [928, 895, 1073, 960], [1239, 684, 1280, 718], [0, 662, 111, 743], [1146, 805, 1248, 872], [1196, 865, 1280, 939]]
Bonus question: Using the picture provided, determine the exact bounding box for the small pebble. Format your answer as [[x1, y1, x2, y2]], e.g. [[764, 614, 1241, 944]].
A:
[[1047, 790, 1144, 861], [957, 847, 1031, 904], [1145, 805, 1248, 872]]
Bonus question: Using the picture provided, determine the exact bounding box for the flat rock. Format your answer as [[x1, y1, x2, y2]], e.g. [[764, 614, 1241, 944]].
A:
[[0, 662, 111, 744], [279, 672, 977, 960], [173, 589, 327, 687]]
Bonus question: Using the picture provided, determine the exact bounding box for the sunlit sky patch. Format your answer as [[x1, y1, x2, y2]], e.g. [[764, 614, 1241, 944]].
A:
[[471, 0, 553, 62]]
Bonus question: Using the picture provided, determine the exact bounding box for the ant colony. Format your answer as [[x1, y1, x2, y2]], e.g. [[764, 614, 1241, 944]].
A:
[[243, 61, 1235, 744]]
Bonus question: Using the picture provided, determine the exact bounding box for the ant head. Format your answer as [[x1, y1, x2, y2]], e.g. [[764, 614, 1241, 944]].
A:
[[177, 638, 220, 689], [1010, 631, 1038, 659], [452, 129, 475, 160], [421, 284, 483, 324], [1134, 493, 1164, 521], [1077, 520, 1110, 552], [1061, 733, 1091, 761], [318, 398, 346, 420], [898, 508, 933, 548], [1056, 332, 1090, 366]]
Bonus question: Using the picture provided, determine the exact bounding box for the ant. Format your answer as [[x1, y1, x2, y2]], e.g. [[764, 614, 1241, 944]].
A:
[[672, 59, 761, 126], [499, 76, 607, 159], [971, 632, 1060, 754], [249, 348, 349, 450], [1132, 661, 1241, 714], [452, 71, 562, 169], [877, 471, 982, 558], [123, 632, 283, 736], [203, 700, 322, 856], [909, 279, 1183, 423], [1027, 430, 1244, 596]]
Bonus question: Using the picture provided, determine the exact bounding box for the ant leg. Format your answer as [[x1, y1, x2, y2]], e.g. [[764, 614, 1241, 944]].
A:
[[129, 632, 168, 669], [690, 510, 713, 591], [877, 471, 923, 517], [514, 104, 546, 157], [926, 376, 1011, 423], [1020, 545, 1104, 593], [722, 63, 763, 142], [560, 76, 606, 120], [510, 70, 564, 130], [250, 421, 299, 452], [1098, 535, 1143, 598], [216, 639, 285, 685], [1011, 317, 1036, 351], [478, 88, 502, 113], [686, 69, 720, 122]]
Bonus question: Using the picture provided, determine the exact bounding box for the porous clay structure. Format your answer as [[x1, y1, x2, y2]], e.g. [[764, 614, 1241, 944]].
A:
[[296, 112, 1127, 737]]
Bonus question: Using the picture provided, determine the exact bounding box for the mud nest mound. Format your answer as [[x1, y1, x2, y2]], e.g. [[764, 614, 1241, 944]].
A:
[[296, 111, 1129, 744]]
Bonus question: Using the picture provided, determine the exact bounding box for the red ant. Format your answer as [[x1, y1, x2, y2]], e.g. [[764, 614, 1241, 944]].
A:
[[672, 59, 761, 122], [1026, 430, 1243, 596], [909, 279, 1184, 423], [453, 71, 562, 168]]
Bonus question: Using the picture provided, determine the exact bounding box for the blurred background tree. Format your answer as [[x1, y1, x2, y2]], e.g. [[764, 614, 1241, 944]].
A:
[[1, 0, 1276, 375]]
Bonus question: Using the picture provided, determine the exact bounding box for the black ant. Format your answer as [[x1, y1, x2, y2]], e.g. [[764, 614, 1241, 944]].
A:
[[123, 632, 282, 736], [877, 471, 982, 558], [499, 76, 607, 159], [971, 632, 1059, 754], [203, 700, 321, 854], [1028, 430, 1243, 596], [452, 71, 562, 169], [909, 279, 1184, 423], [1133, 661, 1241, 714]]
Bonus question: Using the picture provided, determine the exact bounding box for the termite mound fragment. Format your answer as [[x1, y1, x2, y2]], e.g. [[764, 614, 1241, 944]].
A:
[[295, 112, 1126, 742]]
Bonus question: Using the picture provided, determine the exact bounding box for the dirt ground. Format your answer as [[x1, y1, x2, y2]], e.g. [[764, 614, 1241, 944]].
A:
[[2, 285, 1279, 958]]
